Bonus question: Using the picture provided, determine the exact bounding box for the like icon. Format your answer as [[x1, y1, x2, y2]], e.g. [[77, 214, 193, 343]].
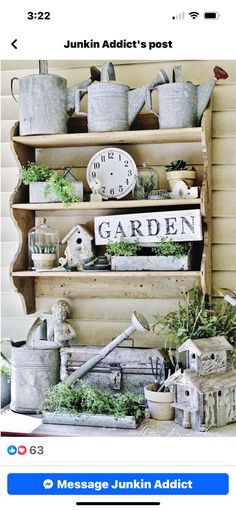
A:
[[18, 445, 27, 455]]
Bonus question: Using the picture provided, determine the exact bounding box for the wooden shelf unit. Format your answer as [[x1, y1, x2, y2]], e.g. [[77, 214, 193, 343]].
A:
[[12, 198, 201, 211], [10, 109, 212, 315]]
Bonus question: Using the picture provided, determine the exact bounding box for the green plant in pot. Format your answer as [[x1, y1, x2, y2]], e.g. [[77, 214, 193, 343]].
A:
[[153, 286, 236, 366], [165, 160, 196, 191], [135, 173, 156, 199], [0, 364, 11, 408], [41, 383, 146, 426], [22, 163, 82, 205], [106, 239, 139, 257]]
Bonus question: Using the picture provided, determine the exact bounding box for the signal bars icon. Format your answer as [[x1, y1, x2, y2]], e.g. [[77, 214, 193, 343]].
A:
[[172, 12, 185, 20]]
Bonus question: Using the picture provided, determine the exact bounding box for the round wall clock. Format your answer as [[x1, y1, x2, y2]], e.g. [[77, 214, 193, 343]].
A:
[[86, 147, 138, 200]]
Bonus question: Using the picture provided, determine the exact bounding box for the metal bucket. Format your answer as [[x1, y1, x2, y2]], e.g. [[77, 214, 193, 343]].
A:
[[1, 318, 60, 414], [11, 73, 68, 135], [158, 83, 198, 128], [87, 82, 129, 132]]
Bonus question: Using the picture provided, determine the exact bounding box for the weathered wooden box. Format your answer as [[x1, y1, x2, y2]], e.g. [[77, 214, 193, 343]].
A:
[[111, 254, 191, 271], [42, 412, 139, 429], [60, 346, 162, 394]]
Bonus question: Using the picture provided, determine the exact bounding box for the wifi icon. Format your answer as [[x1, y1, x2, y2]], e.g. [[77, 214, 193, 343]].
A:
[[189, 11, 199, 19]]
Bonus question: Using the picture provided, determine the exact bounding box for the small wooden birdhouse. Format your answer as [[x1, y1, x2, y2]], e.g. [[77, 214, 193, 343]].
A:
[[178, 336, 232, 376], [61, 224, 95, 269]]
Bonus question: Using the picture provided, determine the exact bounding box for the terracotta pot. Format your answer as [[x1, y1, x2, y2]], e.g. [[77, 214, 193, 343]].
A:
[[144, 384, 174, 420], [166, 170, 196, 191]]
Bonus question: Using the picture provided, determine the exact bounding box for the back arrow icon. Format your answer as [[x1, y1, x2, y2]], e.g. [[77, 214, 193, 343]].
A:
[[11, 39, 17, 49]]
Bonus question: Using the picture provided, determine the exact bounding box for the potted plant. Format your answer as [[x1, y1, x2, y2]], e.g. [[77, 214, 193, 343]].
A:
[[1, 364, 11, 408], [30, 243, 58, 270], [151, 239, 192, 270], [22, 163, 83, 204], [135, 173, 156, 199], [153, 286, 236, 365], [41, 383, 146, 429], [165, 160, 196, 191], [144, 356, 174, 420], [106, 238, 192, 271]]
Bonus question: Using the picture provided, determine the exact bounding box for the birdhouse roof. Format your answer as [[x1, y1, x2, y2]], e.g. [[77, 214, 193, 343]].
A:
[[178, 336, 232, 356], [62, 224, 94, 244], [165, 368, 236, 393]]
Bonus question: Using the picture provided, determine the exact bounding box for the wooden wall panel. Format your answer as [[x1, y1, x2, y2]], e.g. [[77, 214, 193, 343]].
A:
[[212, 245, 236, 270], [212, 218, 236, 243], [212, 165, 236, 189], [212, 191, 236, 216]]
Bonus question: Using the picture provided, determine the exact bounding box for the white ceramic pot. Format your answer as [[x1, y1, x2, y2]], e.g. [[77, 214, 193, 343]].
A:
[[29, 182, 83, 203], [144, 384, 174, 420], [32, 253, 57, 270]]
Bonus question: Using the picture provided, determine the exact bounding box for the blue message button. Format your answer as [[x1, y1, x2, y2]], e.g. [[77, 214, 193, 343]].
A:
[[8, 473, 229, 495]]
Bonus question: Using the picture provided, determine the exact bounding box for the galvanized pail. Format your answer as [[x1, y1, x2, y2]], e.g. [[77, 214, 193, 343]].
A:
[[158, 83, 198, 128], [1, 318, 60, 414], [11, 73, 68, 136]]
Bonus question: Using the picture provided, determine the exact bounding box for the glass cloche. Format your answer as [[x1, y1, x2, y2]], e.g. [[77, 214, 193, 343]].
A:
[[134, 162, 158, 199], [28, 218, 59, 271]]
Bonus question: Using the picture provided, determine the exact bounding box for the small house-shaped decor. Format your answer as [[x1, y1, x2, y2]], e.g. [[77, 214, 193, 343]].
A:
[[165, 337, 236, 432], [60, 224, 95, 270]]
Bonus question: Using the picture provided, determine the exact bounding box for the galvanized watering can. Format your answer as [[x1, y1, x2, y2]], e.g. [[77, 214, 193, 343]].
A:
[[1, 317, 60, 414], [146, 65, 228, 128], [75, 62, 166, 132], [11, 60, 100, 135]]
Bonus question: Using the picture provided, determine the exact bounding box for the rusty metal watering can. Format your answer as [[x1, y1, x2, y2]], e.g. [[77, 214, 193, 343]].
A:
[[1, 317, 60, 413], [146, 65, 228, 128], [75, 62, 168, 132], [11, 60, 101, 135]]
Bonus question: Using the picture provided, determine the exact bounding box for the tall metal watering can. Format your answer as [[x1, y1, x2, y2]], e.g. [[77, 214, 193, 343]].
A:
[[1, 317, 60, 414], [11, 60, 100, 135], [146, 65, 228, 128], [75, 62, 166, 132]]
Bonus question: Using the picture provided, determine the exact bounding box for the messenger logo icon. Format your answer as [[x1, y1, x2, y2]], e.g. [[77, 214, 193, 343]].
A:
[[43, 479, 54, 490]]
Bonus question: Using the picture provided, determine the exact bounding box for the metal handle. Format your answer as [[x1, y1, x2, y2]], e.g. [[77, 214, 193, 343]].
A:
[[11, 77, 19, 102], [75, 88, 88, 115], [26, 317, 46, 348], [0, 338, 12, 365], [145, 88, 159, 118], [101, 62, 116, 83]]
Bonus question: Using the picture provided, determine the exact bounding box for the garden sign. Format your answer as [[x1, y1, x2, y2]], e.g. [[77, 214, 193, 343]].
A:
[[94, 209, 203, 245]]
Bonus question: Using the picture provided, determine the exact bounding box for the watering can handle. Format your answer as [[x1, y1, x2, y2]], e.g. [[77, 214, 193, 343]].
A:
[[145, 88, 159, 119], [11, 77, 19, 102], [75, 88, 88, 115], [0, 338, 12, 365], [101, 62, 116, 82], [26, 317, 46, 348]]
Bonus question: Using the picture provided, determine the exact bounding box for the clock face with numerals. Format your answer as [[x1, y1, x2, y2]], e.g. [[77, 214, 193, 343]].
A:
[[86, 148, 137, 199]]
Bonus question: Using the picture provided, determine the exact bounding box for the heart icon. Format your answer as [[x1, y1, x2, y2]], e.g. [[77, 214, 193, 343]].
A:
[[18, 445, 27, 455]]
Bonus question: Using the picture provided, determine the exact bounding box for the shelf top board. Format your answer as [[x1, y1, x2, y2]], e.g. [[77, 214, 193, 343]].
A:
[[12, 270, 200, 278], [12, 198, 201, 210], [12, 127, 202, 148]]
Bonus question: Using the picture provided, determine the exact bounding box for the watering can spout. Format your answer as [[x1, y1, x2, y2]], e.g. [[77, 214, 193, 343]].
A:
[[128, 76, 161, 127], [197, 79, 216, 124]]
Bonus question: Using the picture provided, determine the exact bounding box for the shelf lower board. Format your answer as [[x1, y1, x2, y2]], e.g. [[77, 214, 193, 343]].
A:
[[12, 199, 201, 210], [12, 270, 200, 278], [12, 127, 202, 148]]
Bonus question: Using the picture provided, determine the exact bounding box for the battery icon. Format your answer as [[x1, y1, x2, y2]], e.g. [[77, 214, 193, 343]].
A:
[[204, 12, 220, 19]]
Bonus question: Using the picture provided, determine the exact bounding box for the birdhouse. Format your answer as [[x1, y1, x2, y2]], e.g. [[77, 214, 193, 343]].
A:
[[178, 336, 232, 376], [165, 336, 236, 431], [60, 224, 95, 269]]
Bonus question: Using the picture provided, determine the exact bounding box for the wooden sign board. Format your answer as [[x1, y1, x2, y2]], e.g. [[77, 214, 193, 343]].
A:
[[94, 209, 203, 245]]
